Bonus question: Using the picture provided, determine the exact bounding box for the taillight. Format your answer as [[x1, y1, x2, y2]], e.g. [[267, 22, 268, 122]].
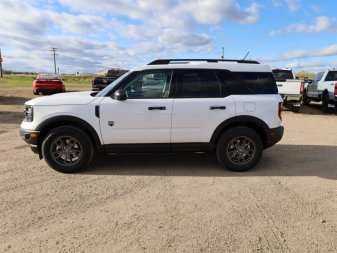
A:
[[278, 102, 284, 120], [300, 82, 304, 94], [334, 83, 337, 95]]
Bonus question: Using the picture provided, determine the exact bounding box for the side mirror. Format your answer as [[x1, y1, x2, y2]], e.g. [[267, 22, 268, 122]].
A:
[[113, 89, 127, 101]]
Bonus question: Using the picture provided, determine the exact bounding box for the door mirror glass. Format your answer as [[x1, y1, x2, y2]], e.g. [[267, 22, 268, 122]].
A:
[[113, 89, 127, 101]]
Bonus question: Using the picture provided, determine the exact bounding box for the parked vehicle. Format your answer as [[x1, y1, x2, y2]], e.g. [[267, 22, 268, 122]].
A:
[[20, 59, 284, 173], [33, 74, 65, 95], [272, 68, 304, 113], [92, 68, 128, 91], [303, 70, 337, 112]]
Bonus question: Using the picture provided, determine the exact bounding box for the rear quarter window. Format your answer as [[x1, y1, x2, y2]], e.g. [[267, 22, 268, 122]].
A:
[[220, 71, 278, 95], [324, 71, 337, 81]]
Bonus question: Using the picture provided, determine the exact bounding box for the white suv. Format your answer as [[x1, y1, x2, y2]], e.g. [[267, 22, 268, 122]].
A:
[[20, 59, 284, 173]]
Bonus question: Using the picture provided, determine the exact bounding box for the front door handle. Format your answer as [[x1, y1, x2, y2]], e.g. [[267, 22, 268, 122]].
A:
[[148, 106, 166, 110], [210, 106, 226, 110]]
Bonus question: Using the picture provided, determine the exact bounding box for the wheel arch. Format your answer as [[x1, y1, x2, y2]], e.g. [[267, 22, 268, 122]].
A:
[[210, 116, 269, 149], [36, 116, 102, 154]]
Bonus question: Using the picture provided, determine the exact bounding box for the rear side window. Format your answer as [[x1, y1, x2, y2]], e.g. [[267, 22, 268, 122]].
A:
[[220, 71, 278, 95], [325, 71, 337, 81], [175, 70, 221, 98]]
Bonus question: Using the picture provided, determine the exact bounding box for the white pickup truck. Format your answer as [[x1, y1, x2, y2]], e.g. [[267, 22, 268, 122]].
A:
[[303, 70, 337, 112], [272, 68, 305, 113]]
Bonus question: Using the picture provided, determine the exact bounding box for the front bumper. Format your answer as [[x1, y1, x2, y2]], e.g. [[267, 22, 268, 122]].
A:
[[265, 126, 284, 149], [20, 128, 40, 147]]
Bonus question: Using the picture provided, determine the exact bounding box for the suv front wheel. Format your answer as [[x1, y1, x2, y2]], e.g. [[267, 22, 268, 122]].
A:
[[216, 127, 263, 172], [42, 126, 94, 173]]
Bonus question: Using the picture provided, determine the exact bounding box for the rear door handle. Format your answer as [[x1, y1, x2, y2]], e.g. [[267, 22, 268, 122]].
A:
[[210, 106, 226, 110], [148, 106, 166, 110]]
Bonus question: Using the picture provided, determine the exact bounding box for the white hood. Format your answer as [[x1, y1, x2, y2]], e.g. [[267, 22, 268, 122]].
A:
[[25, 91, 99, 106]]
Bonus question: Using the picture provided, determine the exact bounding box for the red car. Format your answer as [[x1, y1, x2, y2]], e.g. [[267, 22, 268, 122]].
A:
[[33, 74, 65, 95]]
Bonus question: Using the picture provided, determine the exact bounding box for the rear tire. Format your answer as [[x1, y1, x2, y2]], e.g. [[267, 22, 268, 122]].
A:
[[302, 90, 310, 105], [322, 92, 331, 113], [42, 126, 94, 173], [292, 105, 300, 113], [216, 127, 263, 172]]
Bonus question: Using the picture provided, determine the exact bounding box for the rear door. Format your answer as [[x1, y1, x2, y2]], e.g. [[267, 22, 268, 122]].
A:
[[307, 72, 324, 98], [171, 69, 235, 143]]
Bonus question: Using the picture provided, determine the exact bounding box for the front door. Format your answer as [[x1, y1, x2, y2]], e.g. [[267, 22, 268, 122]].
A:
[[99, 70, 173, 144]]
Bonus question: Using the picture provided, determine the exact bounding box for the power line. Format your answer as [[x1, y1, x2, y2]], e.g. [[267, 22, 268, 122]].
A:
[[49, 47, 58, 74]]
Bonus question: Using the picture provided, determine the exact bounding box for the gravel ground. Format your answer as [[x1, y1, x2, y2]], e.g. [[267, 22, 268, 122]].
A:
[[0, 87, 337, 252]]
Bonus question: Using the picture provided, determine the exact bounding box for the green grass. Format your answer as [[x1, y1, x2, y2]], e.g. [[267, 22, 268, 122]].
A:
[[0, 74, 93, 88]]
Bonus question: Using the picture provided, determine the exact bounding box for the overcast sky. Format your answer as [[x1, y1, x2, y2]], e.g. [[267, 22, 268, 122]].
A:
[[1, 0, 337, 73]]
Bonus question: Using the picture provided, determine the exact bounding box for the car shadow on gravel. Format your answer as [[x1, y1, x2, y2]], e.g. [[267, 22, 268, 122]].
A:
[[85, 144, 337, 180], [299, 103, 337, 116], [0, 96, 31, 105], [0, 111, 23, 124]]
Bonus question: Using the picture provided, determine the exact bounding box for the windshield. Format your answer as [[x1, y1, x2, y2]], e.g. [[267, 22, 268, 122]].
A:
[[272, 70, 294, 80], [95, 70, 132, 97]]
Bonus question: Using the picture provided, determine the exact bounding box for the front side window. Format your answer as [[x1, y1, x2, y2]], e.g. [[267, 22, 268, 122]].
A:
[[175, 70, 221, 98], [123, 70, 172, 99], [221, 71, 278, 95], [325, 71, 337, 81]]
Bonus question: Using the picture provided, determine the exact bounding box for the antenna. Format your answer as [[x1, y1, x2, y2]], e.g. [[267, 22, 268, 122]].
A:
[[243, 51, 250, 60]]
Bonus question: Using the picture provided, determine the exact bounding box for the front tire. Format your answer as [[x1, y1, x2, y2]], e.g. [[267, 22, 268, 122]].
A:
[[216, 127, 263, 172], [42, 126, 94, 173]]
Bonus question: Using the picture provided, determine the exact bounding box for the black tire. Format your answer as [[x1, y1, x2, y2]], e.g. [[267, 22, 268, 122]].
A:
[[42, 126, 94, 173], [33, 91, 39, 95], [302, 91, 310, 105], [322, 92, 331, 113], [216, 127, 263, 172], [292, 105, 300, 113]]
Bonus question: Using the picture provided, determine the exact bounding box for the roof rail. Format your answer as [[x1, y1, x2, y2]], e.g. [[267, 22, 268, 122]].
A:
[[148, 59, 260, 65]]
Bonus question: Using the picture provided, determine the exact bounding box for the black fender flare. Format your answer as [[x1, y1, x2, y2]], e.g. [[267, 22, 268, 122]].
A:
[[210, 116, 269, 145], [36, 115, 102, 147]]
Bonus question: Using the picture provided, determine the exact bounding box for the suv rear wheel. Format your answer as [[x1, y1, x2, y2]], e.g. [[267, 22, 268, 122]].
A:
[[216, 127, 263, 172], [42, 126, 94, 173]]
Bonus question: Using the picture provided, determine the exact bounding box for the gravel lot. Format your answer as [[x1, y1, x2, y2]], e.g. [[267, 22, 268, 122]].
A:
[[1, 87, 337, 252]]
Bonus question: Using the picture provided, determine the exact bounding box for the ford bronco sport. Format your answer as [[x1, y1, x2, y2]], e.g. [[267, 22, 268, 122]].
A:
[[20, 59, 284, 173]]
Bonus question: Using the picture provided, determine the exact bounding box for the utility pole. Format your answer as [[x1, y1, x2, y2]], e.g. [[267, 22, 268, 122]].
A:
[[221, 47, 224, 59], [0, 48, 3, 78], [49, 47, 58, 74]]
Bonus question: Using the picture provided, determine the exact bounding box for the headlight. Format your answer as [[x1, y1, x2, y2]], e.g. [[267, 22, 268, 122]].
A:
[[24, 106, 34, 122]]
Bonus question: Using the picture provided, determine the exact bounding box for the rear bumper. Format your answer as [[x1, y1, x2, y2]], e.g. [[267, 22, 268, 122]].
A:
[[281, 94, 302, 102], [265, 126, 284, 149], [34, 88, 64, 93]]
